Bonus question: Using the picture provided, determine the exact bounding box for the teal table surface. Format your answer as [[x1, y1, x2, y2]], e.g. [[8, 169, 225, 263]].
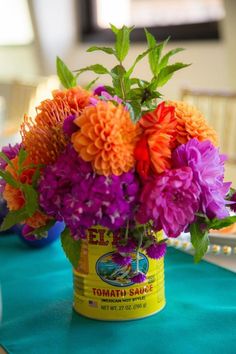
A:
[[0, 234, 236, 354]]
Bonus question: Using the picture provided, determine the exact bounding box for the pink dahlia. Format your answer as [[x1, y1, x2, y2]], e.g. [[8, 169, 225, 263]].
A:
[[173, 138, 231, 219], [0, 143, 21, 193], [136, 167, 200, 237]]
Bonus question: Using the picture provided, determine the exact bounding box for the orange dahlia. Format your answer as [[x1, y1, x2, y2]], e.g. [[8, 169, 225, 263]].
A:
[[3, 156, 50, 228], [134, 102, 177, 179], [167, 100, 218, 146], [21, 86, 92, 165], [71, 101, 140, 176]]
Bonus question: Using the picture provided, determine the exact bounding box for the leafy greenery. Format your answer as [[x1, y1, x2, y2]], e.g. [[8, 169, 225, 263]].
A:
[[190, 214, 236, 262], [56, 56, 77, 89], [72, 25, 189, 122], [190, 223, 209, 263], [61, 227, 82, 268], [0, 149, 45, 231]]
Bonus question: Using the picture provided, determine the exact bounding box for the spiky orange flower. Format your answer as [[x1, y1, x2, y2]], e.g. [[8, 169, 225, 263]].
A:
[[167, 100, 218, 146], [71, 101, 140, 176], [3, 156, 50, 228], [134, 102, 177, 179], [21, 86, 92, 165]]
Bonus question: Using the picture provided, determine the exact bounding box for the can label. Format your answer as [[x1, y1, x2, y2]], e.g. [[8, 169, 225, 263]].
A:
[[73, 227, 165, 320]]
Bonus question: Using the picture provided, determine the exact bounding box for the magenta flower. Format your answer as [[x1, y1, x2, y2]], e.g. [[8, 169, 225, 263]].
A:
[[173, 138, 230, 219], [39, 145, 140, 238], [146, 242, 167, 259], [136, 167, 200, 237], [112, 253, 132, 266], [131, 272, 146, 283], [93, 85, 107, 96], [63, 114, 78, 137], [116, 239, 136, 253]]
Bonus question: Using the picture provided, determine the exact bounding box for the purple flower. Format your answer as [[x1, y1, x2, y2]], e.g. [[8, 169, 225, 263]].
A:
[[93, 85, 107, 96], [146, 242, 167, 259], [173, 138, 230, 219], [112, 253, 132, 266], [136, 167, 200, 238], [116, 239, 136, 253], [0, 143, 21, 193], [39, 145, 140, 238], [131, 272, 146, 283], [63, 114, 78, 137], [230, 192, 236, 213]]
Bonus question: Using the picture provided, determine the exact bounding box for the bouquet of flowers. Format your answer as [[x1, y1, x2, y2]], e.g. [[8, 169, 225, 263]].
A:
[[0, 25, 236, 283]]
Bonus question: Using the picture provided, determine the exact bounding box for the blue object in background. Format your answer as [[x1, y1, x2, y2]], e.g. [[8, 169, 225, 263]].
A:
[[20, 221, 65, 248]]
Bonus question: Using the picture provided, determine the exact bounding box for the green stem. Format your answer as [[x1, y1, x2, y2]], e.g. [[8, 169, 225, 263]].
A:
[[136, 230, 144, 273]]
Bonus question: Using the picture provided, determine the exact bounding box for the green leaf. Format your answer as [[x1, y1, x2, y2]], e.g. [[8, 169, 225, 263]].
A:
[[0, 170, 19, 188], [27, 220, 57, 238], [75, 64, 109, 77], [61, 228, 82, 268], [85, 77, 99, 91], [0, 208, 29, 231], [126, 47, 158, 77], [87, 46, 115, 55], [18, 148, 27, 167], [104, 85, 115, 96], [190, 223, 209, 263], [31, 167, 41, 189], [56, 57, 77, 89], [115, 25, 133, 62], [157, 62, 190, 87], [0, 151, 16, 172], [145, 29, 157, 75], [207, 216, 236, 230], [145, 30, 169, 76], [111, 65, 127, 98], [21, 184, 39, 217], [127, 101, 142, 122], [110, 23, 119, 34], [159, 48, 184, 70]]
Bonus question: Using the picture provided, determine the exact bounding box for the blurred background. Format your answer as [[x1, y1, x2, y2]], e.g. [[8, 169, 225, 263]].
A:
[[0, 0, 235, 181]]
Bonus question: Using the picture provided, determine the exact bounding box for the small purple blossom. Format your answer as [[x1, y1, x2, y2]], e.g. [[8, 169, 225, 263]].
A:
[[173, 138, 230, 219], [112, 253, 132, 266], [116, 239, 136, 253], [63, 114, 78, 137], [137, 167, 200, 238], [0, 143, 21, 193], [93, 85, 107, 96], [146, 242, 167, 259], [39, 145, 140, 238], [131, 272, 146, 283]]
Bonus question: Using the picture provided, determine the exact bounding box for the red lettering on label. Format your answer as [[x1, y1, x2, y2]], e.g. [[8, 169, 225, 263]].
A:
[[97, 229, 109, 246], [88, 229, 98, 245]]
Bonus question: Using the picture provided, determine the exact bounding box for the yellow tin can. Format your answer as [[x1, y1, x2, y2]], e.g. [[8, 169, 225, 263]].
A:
[[73, 227, 165, 320]]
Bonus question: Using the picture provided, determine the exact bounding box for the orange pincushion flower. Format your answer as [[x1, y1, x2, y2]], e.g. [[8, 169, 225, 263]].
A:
[[134, 102, 177, 179], [21, 86, 92, 165], [25, 211, 49, 228], [3, 156, 50, 228], [71, 101, 140, 176], [167, 100, 218, 146]]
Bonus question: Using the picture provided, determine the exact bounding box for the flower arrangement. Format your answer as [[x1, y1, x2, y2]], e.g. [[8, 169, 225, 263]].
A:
[[0, 25, 236, 284]]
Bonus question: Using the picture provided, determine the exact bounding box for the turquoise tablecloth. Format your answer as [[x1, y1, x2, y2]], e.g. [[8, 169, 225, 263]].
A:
[[0, 234, 236, 354]]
